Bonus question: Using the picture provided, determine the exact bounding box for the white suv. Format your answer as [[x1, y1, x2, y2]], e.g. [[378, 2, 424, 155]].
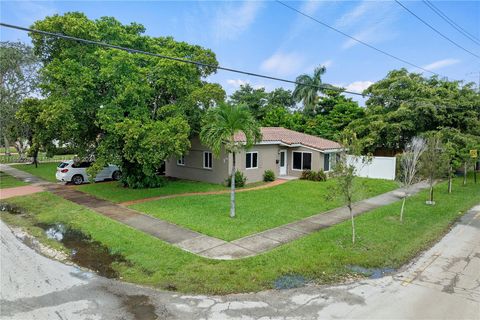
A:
[[56, 160, 121, 185]]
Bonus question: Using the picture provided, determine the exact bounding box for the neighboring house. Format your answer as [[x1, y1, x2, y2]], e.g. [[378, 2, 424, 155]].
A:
[[165, 127, 343, 184]]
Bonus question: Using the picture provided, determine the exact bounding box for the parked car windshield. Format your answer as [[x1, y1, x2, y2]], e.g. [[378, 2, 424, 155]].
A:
[[58, 162, 69, 168]]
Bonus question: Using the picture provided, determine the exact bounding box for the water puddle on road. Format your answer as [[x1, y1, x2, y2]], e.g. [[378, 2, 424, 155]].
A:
[[35, 222, 127, 278], [123, 295, 158, 320], [347, 265, 396, 279]]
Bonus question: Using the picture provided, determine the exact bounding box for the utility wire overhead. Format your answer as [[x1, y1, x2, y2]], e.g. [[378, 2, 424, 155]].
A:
[[394, 0, 480, 59], [0, 22, 473, 111], [422, 0, 480, 46], [275, 0, 443, 77], [0, 22, 368, 97]]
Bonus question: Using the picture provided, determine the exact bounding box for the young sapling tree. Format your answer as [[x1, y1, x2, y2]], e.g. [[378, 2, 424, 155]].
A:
[[399, 137, 426, 222]]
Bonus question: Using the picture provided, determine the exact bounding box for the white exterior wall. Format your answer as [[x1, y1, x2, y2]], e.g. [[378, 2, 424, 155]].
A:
[[347, 155, 396, 180]]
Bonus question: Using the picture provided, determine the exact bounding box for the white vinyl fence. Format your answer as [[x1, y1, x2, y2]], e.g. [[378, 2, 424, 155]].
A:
[[347, 155, 396, 180]]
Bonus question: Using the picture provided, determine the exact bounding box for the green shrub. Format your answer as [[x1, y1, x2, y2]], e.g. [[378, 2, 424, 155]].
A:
[[263, 170, 276, 182], [300, 169, 327, 182], [226, 170, 247, 187], [120, 164, 167, 188]]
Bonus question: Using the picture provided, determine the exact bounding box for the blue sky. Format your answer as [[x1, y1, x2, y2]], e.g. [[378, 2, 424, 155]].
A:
[[1, 0, 479, 103]]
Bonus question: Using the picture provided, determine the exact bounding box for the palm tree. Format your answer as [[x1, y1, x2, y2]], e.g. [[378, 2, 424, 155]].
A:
[[292, 65, 327, 114], [200, 103, 261, 218]]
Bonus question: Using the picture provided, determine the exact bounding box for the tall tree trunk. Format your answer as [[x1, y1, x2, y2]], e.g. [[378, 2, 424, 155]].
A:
[[463, 162, 467, 185], [349, 204, 355, 244], [429, 185, 434, 203], [3, 136, 10, 156], [230, 152, 236, 218], [32, 147, 38, 168], [400, 195, 406, 222], [448, 166, 452, 194]]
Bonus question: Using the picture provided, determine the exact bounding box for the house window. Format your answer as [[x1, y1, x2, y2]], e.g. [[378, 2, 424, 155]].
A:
[[293, 152, 312, 170], [246, 152, 258, 169], [324, 153, 330, 171], [203, 151, 213, 169], [177, 155, 185, 166]]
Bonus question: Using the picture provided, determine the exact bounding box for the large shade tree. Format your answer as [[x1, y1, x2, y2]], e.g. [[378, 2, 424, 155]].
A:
[[200, 103, 261, 218], [29, 13, 225, 187], [0, 41, 40, 158], [348, 68, 480, 154]]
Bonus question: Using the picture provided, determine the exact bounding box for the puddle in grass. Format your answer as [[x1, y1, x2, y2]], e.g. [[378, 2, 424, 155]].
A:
[[0, 203, 26, 215], [1, 203, 127, 279], [35, 222, 126, 278], [347, 265, 396, 279], [274, 274, 308, 289]]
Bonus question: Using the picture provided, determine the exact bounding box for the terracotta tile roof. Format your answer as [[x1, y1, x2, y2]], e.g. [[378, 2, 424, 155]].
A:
[[234, 127, 342, 151]]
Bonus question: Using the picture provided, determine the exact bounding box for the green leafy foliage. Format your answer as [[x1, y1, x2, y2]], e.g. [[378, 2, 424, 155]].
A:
[[29, 13, 224, 187], [0, 42, 40, 158], [349, 68, 480, 154], [300, 169, 327, 181], [226, 170, 247, 188], [263, 169, 276, 182]]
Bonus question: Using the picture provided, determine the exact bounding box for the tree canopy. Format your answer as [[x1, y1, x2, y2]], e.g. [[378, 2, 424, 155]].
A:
[[349, 68, 480, 154], [0, 41, 40, 157], [29, 12, 225, 187]]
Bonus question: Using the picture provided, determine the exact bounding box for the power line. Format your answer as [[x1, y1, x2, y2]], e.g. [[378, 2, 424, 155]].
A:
[[0, 22, 367, 97], [275, 0, 443, 76], [394, 0, 480, 59], [0, 22, 474, 112], [423, 0, 480, 46]]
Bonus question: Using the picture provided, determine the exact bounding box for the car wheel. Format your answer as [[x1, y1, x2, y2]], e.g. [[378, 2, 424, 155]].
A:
[[72, 174, 84, 185], [112, 170, 121, 181]]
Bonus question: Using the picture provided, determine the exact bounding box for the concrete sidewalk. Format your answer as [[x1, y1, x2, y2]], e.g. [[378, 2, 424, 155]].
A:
[[0, 185, 45, 200], [0, 164, 429, 260]]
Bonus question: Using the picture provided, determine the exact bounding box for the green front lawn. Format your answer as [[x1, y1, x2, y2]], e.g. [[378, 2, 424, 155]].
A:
[[12, 162, 60, 182], [2, 176, 478, 294], [76, 179, 227, 203], [12, 161, 262, 203], [0, 171, 28, 188], [131, 178, 399, 241]]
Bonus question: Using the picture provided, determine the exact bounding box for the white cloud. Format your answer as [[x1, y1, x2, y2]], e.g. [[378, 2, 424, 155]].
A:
[[226, 79, 248, 88], [300, 0, 327, 16], [213, 1, 263, 40], [422, 59, 460, 71], [345, 80, 374, 93], [260, 52, 305, 77], [335, 1, 372, 28], [225, 79, 266, 90], [336, 1, 398, 50], [341, 26, 376, 49]]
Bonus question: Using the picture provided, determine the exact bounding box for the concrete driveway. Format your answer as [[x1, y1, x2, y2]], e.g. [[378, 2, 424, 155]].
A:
[[1, 205, 479, 320]]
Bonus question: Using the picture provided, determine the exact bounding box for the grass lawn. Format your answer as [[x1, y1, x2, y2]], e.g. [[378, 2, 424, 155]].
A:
[[1, 176, 478, 294], [11, 161, 263, 203], [76, 179, 228, 203], [0, 171, 28, 188], [131, 178, 399, 241], [12, 162, 60, 182]]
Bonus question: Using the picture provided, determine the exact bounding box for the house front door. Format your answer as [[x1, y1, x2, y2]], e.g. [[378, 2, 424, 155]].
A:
[[279, 150, 287, 176]]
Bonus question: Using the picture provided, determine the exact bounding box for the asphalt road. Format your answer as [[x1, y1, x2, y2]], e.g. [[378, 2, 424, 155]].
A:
[[1, 204, 479, 320]]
